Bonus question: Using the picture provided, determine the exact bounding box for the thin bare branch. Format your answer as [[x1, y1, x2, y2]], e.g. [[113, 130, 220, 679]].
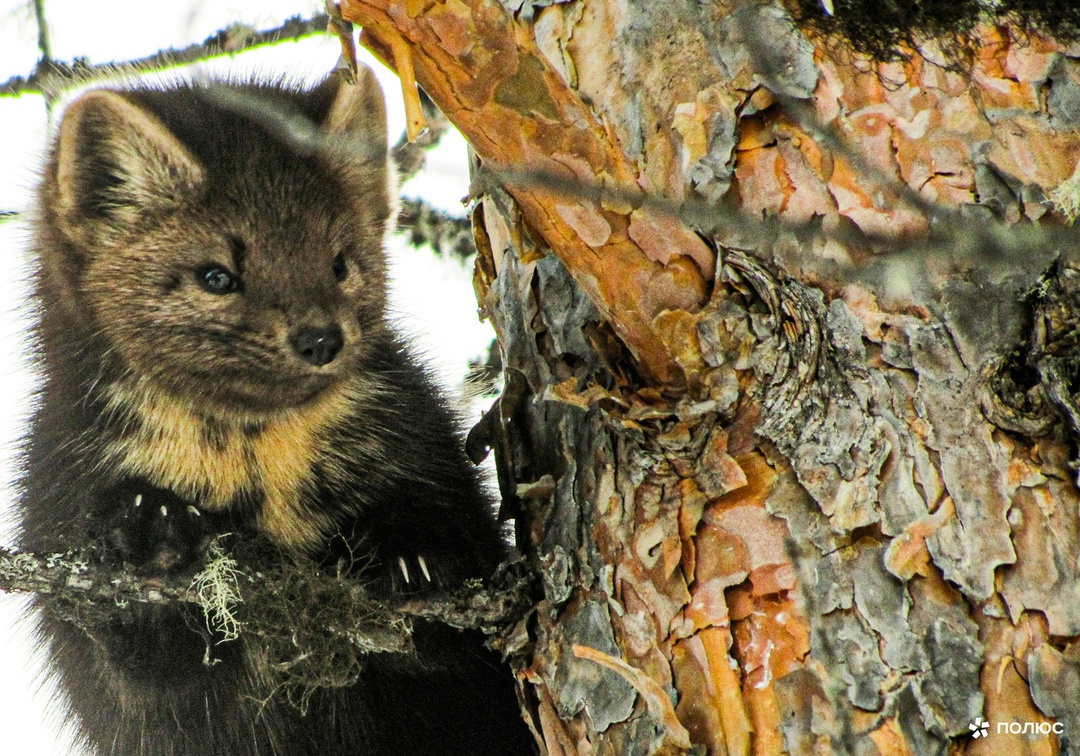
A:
[[0, 13, 331, 99], [32, 0, 51, 65], [482, 163, 1077, 271], [31, 0, 54, 111]]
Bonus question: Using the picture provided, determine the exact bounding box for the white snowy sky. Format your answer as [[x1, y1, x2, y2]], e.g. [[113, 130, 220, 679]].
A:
[[0, 1, 491, 752]]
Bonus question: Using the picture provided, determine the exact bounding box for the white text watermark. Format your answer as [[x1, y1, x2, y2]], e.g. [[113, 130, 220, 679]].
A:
[[969, 717, 1064, 738]]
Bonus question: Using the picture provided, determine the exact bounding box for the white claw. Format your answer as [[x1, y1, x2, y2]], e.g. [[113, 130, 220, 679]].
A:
[[417, 555, 431, 582], [134, 494, 143, 507], [398, 556, 410, 584], [186, 506, 200, 517], [159, 506, 168, 517]]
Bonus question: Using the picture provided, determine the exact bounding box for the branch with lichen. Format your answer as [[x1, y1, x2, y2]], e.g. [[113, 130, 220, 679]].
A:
[[0, 542, 535, 666]]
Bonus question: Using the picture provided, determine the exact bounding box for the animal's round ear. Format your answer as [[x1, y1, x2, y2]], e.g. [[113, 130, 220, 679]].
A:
[[320, 65, 389, 165], [53, 90, 204, 239]]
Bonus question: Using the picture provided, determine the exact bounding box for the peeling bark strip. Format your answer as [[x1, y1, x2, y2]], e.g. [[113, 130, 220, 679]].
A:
[[341, 0, 716, 385], [337, 1, 1080, 754]]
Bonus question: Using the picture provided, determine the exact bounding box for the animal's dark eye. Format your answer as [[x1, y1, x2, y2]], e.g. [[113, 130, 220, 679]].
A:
[[332, 252, 348, 282], [197, 265, 240, 294]]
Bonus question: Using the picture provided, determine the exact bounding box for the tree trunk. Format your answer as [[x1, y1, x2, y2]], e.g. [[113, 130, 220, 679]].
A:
[[341, 1, 1080, 753]]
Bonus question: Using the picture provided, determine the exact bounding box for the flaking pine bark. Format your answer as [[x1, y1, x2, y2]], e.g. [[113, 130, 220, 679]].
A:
[[343, 0, 1080, 754]]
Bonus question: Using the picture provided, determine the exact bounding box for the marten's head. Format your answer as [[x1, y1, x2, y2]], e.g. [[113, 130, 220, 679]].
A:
[[37, 67, 393, 415]]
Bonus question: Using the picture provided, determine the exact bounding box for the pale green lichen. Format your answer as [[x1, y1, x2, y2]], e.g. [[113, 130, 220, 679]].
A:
[[1048, 162, 1080, 225], [191, 537, 243, 642]]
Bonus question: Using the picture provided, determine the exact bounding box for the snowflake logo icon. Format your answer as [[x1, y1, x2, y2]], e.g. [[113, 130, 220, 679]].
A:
[[969, 717, 990, 739]]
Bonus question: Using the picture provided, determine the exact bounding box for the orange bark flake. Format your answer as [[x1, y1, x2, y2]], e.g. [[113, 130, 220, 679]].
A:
[[867, 719, 916, 756], [673, 628, 753, 756], [730, 594, 810, 683], [424, 0, 473, 57], [974, 614, 1059, 756], [708, 453, 778, 511], [884, 496, 955, 580], [730, 593, 811, 756], [734, 145, 789, 219], [686, 523, 749, 630]]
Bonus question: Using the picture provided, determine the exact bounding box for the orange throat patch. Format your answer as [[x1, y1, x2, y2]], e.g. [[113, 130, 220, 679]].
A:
[[100, 378, 366, 552]]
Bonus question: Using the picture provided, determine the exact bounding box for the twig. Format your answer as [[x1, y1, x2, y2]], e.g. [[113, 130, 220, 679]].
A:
[[483, 163, 1077, 270], [0, 13, 331, 100], [31, 0, 54, 111], [390, 87, 451, 183], [32, 0, 52, 66]]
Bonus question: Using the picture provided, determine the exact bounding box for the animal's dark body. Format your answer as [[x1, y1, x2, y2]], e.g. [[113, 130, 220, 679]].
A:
[[16, 67, 533, 755]]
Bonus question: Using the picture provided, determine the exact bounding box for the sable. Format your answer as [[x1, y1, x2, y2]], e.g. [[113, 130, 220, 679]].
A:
[[18, 66, 534, 755]]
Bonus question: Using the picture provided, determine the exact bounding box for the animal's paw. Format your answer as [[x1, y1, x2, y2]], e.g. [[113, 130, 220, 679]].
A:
[[390, 553, 436, 593], [106, 482, 212, 572]]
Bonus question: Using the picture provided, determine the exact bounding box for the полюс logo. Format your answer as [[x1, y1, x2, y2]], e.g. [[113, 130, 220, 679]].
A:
[[969, 717, 990, 739]]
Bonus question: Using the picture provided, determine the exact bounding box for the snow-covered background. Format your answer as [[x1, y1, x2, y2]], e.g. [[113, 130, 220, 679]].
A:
[[0, 2, 491, 752]]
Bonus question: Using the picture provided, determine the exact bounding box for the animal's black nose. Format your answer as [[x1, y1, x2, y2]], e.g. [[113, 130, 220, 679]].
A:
[[292, 325, 344, 366]]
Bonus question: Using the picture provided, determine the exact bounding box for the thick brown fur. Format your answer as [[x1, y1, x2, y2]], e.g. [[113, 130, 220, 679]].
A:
[[18, 68, 534, 755]]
